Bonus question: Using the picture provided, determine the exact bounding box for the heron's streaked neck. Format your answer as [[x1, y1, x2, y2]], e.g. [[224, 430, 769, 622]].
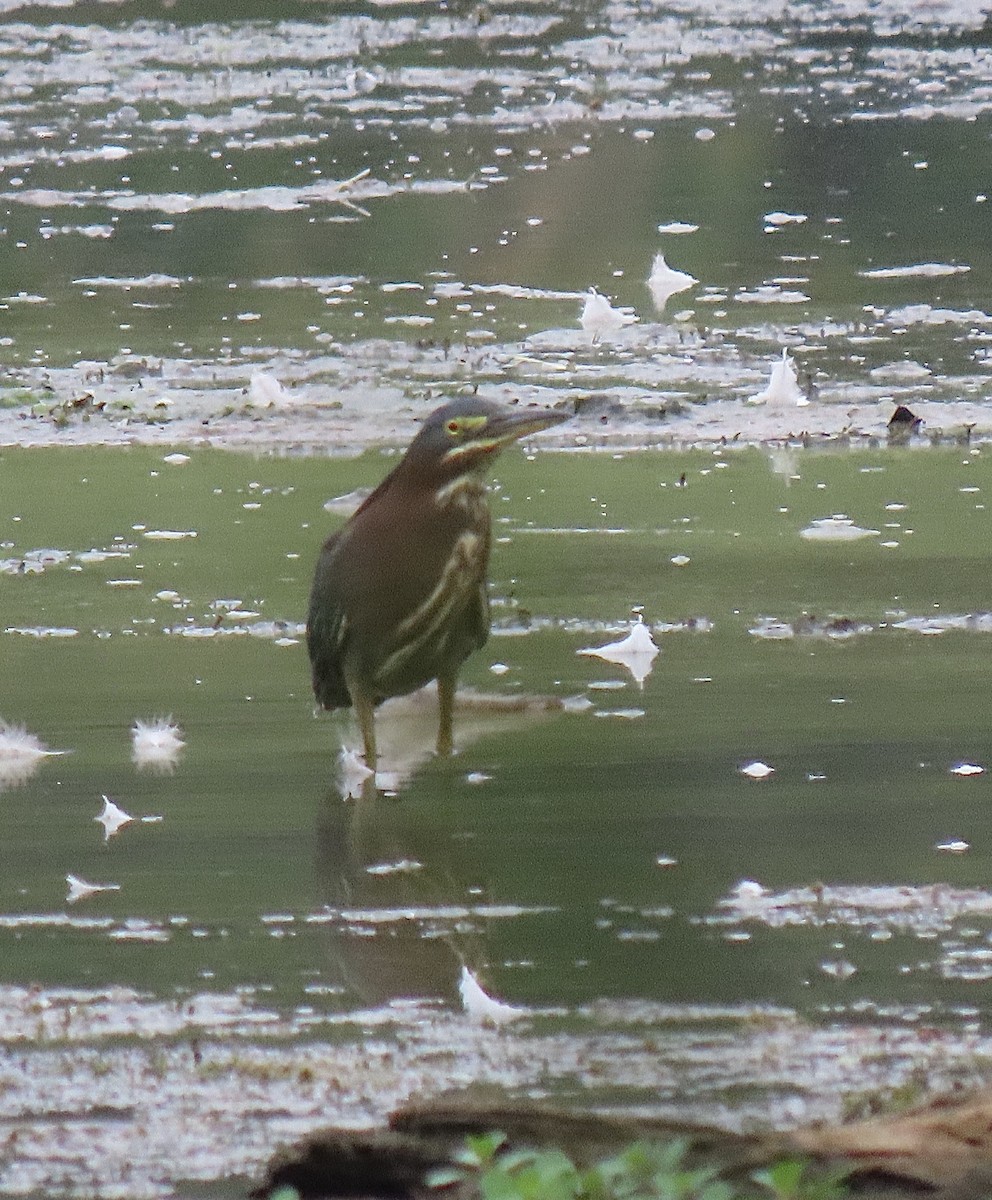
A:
[[434, 468, 489, 510]]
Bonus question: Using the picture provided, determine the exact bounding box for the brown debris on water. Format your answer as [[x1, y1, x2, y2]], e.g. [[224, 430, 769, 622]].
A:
[[887, 405, 923, 441]]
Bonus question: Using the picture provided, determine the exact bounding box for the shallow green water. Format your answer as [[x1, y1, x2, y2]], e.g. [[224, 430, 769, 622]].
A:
[[3, 441, 992, 1020]]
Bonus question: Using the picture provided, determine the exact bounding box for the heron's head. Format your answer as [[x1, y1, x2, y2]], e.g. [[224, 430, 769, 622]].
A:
[[401, 397, 569, 484]]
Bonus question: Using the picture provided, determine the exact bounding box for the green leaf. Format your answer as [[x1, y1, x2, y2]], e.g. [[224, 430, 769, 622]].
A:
[[698, 1183, 736, 1200], [456, 1131, 508, 1168], [501, 1150, 540, 1173], [480, 1165, 529, 1200], [426, 1167, 468, 1189]]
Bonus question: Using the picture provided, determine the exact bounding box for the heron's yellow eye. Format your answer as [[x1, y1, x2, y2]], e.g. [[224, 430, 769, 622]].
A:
[[442, 413, 487, 443]]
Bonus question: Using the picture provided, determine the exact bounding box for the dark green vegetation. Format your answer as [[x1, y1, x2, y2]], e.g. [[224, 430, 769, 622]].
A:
[[426, 1135, 848, 1200]]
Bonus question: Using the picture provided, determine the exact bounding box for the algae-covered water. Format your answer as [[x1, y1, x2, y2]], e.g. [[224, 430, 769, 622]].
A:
[[4, 0, 992, 1194]]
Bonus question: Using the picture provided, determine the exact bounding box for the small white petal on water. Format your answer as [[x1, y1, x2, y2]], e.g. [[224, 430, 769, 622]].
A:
[[731, 879, 769, 899], [764, 211, 808, 227], [95, 795, 133, 842], [670, 554, 690, 567], [860, 262, 970, 279], [161, 453, 190, 465], [747, 348, 808, 407], [465, 772, 492, 784], [489, 662, 510, 676], [749, 618, 794, 640], [951, 763, 984, 776], [740, 761, 775, 779], [820, 959, 857, 980], [131, 717, 184, 772], [458, 965, 526, 1027], [800, 516, 880, 542], [365, 859, 423, 876], [579, 618, 659, 686], [142, 530, 197, 541], [655, 855, 678, 867], [937, 839, 970, 853], [66, 874, 121, 904], [657, 221, 698, 234]]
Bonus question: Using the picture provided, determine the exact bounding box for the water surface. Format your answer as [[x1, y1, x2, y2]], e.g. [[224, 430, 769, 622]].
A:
[[3, 443, 992, 1193], [3, 0, 992, 1194]]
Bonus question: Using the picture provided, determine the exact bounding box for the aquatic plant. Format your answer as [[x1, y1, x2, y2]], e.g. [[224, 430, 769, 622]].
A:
[[751, 1160, 849, 1200], [428, 1136, 851, 1200]]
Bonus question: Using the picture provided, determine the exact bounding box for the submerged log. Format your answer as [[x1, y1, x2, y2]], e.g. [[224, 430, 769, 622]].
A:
[[252, 1087, 992, 1200], [390, 1094, 761, 1169], [250, 1129, 453, 1199]]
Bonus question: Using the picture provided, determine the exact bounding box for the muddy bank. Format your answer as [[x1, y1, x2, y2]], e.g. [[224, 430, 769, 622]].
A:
[[0, 342, 987, 454]]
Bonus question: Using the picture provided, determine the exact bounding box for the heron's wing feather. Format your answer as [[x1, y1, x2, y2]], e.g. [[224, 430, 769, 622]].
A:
[[306, 530, 352, 709], [472, 578, 490, 648]]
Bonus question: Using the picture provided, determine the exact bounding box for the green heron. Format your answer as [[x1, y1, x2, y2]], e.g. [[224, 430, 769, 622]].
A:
[[307, 397, 568, 765]]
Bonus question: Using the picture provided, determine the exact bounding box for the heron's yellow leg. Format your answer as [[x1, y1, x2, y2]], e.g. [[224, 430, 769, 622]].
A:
[[436, 674, 456, 757], [346, 669, 378, 769]]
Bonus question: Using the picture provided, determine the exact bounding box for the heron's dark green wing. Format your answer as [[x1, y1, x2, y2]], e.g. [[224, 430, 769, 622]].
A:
[[472, 577, 490, 648], [306, 530, 352, 709]]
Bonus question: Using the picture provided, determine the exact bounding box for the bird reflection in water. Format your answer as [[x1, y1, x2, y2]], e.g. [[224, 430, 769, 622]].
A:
[[332, 683, 565, 800], [314, 689, 562, 1010]]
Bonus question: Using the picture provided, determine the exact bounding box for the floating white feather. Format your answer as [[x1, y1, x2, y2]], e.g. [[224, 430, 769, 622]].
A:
[[647, 252, 696, 310], [459, 966, 526, 1027], [578, 618, 659, 686], [580, 288, 638, 339], [131, 717, 185, 772], [248, 371, 289, 408], [747, 349, 808, 407], [95, 795, 133, 842], [338, 745, 375, 799], [740, 761, 775, 780], [0, 720, 64, 791], [66, 874, 121, 904]]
